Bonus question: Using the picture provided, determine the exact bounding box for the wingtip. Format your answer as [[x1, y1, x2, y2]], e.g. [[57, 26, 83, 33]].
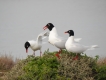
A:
[[92, 45, 99, 48]]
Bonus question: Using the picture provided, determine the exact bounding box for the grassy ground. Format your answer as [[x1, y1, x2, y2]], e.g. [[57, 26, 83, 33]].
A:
[[0, 50, 106, 80]]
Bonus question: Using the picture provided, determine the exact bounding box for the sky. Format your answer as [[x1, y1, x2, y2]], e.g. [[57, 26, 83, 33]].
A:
[[0, 0, 106, 59]]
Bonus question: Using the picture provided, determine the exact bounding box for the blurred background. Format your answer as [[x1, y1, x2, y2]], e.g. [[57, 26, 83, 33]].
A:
[[0, 0, 106, 59]]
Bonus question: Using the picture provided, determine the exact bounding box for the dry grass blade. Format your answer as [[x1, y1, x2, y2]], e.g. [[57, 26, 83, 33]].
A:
[[97, 57, 106, 65]]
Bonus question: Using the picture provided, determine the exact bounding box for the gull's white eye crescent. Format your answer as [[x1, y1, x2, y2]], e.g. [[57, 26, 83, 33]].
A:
[[48, 23, 50, 26]]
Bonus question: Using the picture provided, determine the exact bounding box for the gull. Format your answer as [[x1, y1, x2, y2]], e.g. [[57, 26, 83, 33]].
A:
[[43, 23, 81, 59], [24, 31, 49, 57], [65, 30, 98, 60]]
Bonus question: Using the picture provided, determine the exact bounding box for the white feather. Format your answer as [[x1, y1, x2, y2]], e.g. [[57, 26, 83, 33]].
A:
[[65, 35, 98, 53], [48, 27, 82, 49], [27, 31, 49, 56]]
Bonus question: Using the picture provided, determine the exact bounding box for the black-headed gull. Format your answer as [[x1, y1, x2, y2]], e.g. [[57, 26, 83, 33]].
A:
[[65, 30, 98, 60], [43, 23, 81, 59], [24, 31, 49, 57]]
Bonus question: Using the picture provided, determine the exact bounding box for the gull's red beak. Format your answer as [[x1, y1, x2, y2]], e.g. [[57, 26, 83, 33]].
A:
[[64, 31, 68, 34], [43, 26, 48, 30], [26, 49, 28, 53]]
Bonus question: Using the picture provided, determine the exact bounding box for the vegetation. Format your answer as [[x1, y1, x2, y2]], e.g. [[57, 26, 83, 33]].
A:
[[0, 54, 16, 80], [0, 50, 106, 80], [95, 58, 106, 80], [0, 54, 15, 71]]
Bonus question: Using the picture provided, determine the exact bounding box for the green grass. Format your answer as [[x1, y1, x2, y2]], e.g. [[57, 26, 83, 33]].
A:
[[1, 49, 106, 80]]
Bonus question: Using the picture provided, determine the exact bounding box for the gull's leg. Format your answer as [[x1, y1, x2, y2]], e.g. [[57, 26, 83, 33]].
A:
[[55, 53, 60, 59], [55, 49, 62, 59], [33, 51, 35, 56], [40, 50, 42, 57], [73, 53, 78, 60], [58, 49, 62, 54]]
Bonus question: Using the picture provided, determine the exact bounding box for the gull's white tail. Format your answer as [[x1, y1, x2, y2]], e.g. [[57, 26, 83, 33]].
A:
[[88, 45, 99, 50]]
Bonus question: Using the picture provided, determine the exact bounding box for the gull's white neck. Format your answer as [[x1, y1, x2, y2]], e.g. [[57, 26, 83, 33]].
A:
[[50, 27, 58, 36], [67, 36, 74, 43]]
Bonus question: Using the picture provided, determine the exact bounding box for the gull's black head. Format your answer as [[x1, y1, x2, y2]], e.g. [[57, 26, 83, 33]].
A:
[[43, 23, 54, 31], [24, 41, 30, 53], [65, 30, 74, 37]]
